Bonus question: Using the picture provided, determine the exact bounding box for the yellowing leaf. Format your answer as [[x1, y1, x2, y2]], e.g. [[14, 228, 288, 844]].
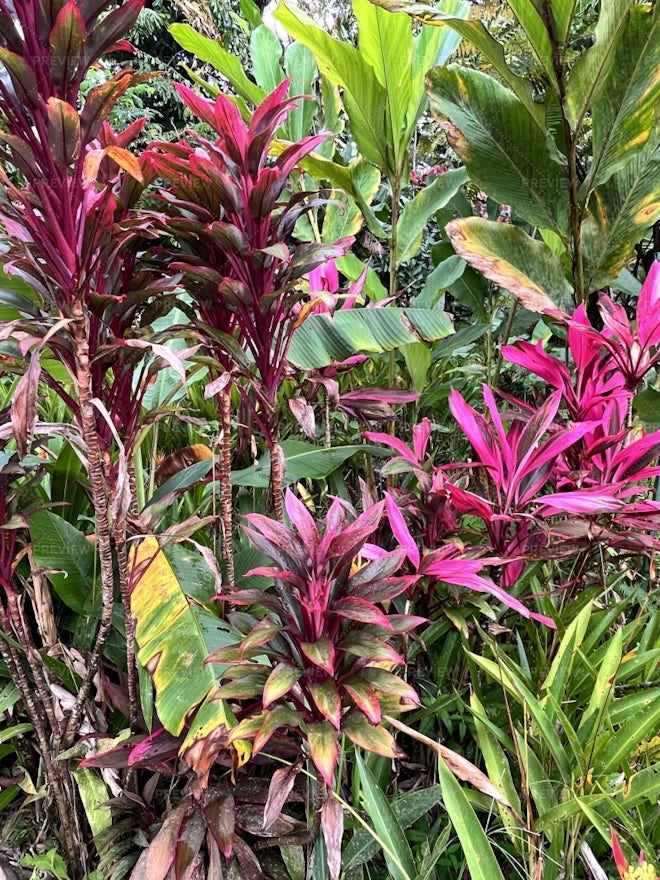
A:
[[130, 537, 236, 736], [446, 218, 572, 313]]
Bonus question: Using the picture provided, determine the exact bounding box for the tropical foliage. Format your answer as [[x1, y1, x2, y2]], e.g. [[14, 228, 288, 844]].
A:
[[0, 1, 658, 879]]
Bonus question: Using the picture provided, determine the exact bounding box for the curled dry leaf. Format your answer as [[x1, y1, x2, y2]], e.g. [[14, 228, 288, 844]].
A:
[[384, 714, 517, 815], [288, 397, 316, 439], [11, 356, 41, 459], [155, 444, 214, 486]]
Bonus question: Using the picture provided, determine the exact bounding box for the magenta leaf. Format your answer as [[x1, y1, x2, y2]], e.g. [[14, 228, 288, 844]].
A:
[[385, 492, 420, 568]]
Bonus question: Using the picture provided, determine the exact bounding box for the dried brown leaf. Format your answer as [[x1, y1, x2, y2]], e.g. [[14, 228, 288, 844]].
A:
[[263, 760, 302, 831]]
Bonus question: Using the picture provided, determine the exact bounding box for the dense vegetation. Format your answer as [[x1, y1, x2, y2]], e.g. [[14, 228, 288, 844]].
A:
[[0, 1, 659, 878]]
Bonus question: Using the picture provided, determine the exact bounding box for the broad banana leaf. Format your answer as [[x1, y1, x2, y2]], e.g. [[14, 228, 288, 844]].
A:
[[564, 0, 635, 131], [288, 307, 454, 369], [130, 538, 237, 736], [583, 136, 660, 291], [169, 24, 264, 106], [275, 1, 390, 172]]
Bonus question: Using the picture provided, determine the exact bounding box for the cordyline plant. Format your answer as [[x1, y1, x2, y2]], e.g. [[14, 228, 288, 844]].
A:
[[366, 421, 557, 624], [146, 80, 352, 530], [206, 489, 422, 874], [0, 0, 177, 870], [369, 263, 660, 617]]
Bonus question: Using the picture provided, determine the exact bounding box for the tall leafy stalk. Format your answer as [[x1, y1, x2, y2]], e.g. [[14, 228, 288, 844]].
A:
[[0, 1, 168, 871], [147, 80, 353, 520]]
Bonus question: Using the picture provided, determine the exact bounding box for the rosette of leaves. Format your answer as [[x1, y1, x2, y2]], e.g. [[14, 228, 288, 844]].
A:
[[208, 489, 422, 789]]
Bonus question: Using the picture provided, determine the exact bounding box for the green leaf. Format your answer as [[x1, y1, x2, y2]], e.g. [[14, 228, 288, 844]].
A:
[[446, 218, 573, 313], [73, 768, 111, 838], [353, 0, 412, 174], [250, 25, 285, 93], [289, 307, 454, 369], [145, 457, 214, 508], [592, 694, 660, 775], [335, 253, 388, 302], [283, 41, 318, 142], [564, 0, 635, 131], [354, 751, 416, 880], [542, 603, 591, 710], [365, 0, 546, 130], [401, 341, 430, 393], [130, 538, 237, 735], [469, 652, 572, 783], [549, 0, 578, 44], [395, 167, 468, 265], [0, 682, 20, 715], [577, 626, 622, 743], [437, 755, 506, 880], [634, 387, 660, 430], [506, 0, 556, 91], [323, 162, 381, 242], [413, 254, 466, 309], [583, 135, 660, 291], [408, 0, 467, 142], [0, 723, 33, 744], [427, 66, 569, 235], [231, 440, 383, 489], [169, 23, 265, 106], [343, 785, 443, 871], [29, 511, 98, 613], [587, 5, 660, 188], [470, 692, 521, 817], [275, 1, 390, 172]]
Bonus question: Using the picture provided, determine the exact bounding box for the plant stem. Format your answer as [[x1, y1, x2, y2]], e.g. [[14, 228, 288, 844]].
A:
[[544, 4, 584, 303], [0, 636, 85, 873], [388, 176, 401, 431], [270, 435, 285, 522], [63, 301, 117, 748], [219, 387, 235, 586], [492, 300, 518, 388], [114, 526, 138, 728]]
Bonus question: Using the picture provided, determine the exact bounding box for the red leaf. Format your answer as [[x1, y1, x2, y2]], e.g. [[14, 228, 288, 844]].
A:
[[203, 792, 235, 859], [342, 677, 382, 724], [385, 491, 420, 568], [300, 636, 336, 675], [263, 760, 302, 831], [263, 662, 302, 708], [309, 678, 342, 729], [321, 794, 344, 880], [342, 713, 405, 759]]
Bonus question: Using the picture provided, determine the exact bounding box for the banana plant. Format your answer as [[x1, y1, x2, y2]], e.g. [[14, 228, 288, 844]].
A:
[[368, 0, 660, 308]]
